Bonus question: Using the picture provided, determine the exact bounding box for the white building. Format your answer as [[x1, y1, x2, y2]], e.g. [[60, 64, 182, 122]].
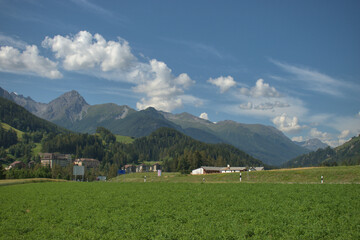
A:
[[191, 165, 263, 175]]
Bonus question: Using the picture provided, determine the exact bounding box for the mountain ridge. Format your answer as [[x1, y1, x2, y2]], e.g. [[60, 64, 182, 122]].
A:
[[0, 86, 308, 165]]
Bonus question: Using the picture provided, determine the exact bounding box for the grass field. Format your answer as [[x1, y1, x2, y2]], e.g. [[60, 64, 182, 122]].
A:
[[111, 166, 360, 184], [0, 181, 359, 239]]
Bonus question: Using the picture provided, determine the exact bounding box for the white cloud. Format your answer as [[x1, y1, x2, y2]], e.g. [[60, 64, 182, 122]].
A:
[[338, 130, 350, 139], [292, 136, 304, 142], [271, 59, 360, 96], [0, 45, 62, 79], [42, 31, 136, 72], [272, 113, 304, 133], [310, 128, 331, 141], [239, 79, 281, 98], [42, 30, 198, 112], [199, 112, 209, 120], [133, 59, 194, 112], [208, 76, 236, 93]]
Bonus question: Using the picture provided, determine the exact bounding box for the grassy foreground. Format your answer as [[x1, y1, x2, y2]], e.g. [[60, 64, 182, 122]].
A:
[[111, 166, 360, 184], [0, 178, 67, 186], [0, 182, 359, 239]]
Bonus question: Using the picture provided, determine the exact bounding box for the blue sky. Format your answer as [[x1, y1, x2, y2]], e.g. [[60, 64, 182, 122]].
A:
[[0, 0, 359, 146]]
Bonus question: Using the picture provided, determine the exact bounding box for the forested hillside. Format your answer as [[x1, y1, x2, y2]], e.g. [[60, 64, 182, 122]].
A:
[[0, 97, 66, 134], [42, 127, 264, 174]]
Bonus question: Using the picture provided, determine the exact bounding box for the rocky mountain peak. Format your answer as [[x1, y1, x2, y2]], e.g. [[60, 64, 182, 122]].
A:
[[50, 90, 88, 106]]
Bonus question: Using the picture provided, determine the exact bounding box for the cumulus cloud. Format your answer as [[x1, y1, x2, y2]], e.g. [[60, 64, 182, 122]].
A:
[[0, 45, 62, 79], [239, 79, 281, 98], [41, 30, 197, 112], [208, 76, 236, 93], [272, 113, 303, 133], [199, 112, 209, 120], [133, 59, 194, 112], [42, 31, 135, 72]]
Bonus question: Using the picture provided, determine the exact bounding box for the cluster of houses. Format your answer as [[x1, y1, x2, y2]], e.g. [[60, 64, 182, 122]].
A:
[[191, 165, 264, 175]]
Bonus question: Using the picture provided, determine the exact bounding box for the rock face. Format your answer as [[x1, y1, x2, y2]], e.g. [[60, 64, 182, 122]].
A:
[[0, 87, 89, 127], [294, 138, 328, 151], [42, 90, 90, 126]]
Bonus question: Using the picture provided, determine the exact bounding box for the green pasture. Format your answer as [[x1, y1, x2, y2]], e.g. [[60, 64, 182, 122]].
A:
[[0, 182, 359, 239], [112, 166, 360, 184]]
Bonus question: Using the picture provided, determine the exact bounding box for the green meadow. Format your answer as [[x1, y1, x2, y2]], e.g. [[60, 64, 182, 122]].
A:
[[1, 167, 359, 240], [111, 165, 360, 184]]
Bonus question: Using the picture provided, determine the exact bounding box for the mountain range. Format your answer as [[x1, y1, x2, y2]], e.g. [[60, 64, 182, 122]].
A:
[[0, 86, 311, 166]]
